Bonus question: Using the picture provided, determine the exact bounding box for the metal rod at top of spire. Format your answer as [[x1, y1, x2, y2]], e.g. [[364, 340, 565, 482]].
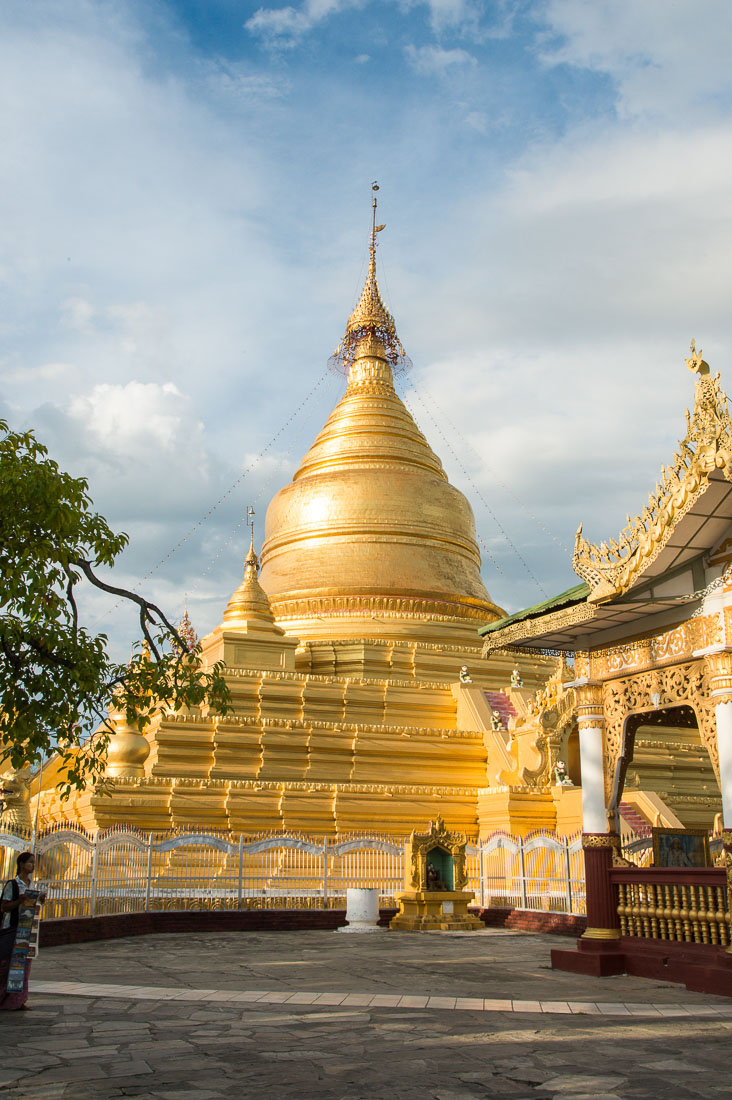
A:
[[370, 181, 385, 256]]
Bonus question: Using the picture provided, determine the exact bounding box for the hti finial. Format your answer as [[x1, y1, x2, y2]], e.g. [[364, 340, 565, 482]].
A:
[[370, 181, 385, 259], [328, 184, 410, 376], [686, 338, 710, 377], [244, 506, 258, 572]]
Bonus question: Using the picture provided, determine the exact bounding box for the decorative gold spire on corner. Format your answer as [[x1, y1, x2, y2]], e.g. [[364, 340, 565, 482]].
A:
[[573, 341, 732, 602], [176, 605, 199, 654], [330, 182, 410, 377], [223, 523, 277, 625]]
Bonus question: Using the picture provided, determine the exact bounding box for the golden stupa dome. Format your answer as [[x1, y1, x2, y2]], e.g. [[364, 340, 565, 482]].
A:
[[258, 210, 503, 638]]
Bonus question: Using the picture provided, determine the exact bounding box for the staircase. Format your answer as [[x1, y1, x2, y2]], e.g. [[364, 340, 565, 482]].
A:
[[484, 691, 517, 731], [619, 801, 651, 836]]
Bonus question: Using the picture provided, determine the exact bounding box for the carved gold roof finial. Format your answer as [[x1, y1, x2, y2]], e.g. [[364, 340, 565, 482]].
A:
[[573, 340, 732, 602], [686, 338, 710, 377], [329, 183, 410, 377]]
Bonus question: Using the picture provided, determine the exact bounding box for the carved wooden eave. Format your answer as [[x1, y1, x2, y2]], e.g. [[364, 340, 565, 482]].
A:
[[482, 600, 597, 655], [573, 348, 732, 605]]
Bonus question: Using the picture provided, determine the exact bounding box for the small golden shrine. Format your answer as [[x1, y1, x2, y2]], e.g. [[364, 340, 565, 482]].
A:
[[390, 816, 483, 931]]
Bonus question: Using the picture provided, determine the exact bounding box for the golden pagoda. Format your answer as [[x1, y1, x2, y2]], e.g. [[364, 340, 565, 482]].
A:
[[259, 200, 502, 651], [34, 197, 556, 838]]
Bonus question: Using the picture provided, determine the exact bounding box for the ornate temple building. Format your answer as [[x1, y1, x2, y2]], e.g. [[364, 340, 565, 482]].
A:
[[29, 218, 557, 838], [479, 346, 732, 996], [482, 342, 729, 838]]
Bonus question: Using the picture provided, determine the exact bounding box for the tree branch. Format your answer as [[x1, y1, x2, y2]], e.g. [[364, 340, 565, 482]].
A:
[[64, 566, 79, 640], [72, 558, 187, 658]]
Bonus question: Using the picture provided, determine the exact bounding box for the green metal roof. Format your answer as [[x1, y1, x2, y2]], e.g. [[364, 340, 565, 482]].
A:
[[478, 581, 590, 636]]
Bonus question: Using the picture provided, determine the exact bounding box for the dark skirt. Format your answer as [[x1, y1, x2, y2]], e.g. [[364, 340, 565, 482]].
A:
[[0, 955, 31, 1010]]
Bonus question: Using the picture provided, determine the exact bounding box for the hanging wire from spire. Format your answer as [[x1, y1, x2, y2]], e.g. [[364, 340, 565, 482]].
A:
[[407, 375, 571, 555], [89, 366, 337, 627], [397, 378, 549, 595], [168, 368, 346, 621]]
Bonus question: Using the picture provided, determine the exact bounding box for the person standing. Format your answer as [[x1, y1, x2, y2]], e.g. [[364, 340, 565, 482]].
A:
[[0, 851, 46, 1010]]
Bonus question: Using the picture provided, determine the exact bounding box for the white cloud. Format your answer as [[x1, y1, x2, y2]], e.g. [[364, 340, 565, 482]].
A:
[[245, 0, 362, 44], [0, 361, 79, 385], [68, 380, 204, 457], [246, 0, 482, 44], [540, 0, 732, 120], [405, 44, 477, 75], [415, 0, 478, 33], [61, 298, 96, 334], [245, 5, 312, 44]]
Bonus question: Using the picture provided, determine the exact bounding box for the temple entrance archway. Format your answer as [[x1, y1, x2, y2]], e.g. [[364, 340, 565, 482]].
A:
[[610, 704, 720, 830]]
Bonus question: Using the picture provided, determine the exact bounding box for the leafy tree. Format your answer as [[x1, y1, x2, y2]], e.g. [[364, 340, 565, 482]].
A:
[[0, 418, 231, 797]]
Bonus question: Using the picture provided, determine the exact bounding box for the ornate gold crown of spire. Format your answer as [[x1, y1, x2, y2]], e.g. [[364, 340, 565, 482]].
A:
[[330, 183, 410, 374]]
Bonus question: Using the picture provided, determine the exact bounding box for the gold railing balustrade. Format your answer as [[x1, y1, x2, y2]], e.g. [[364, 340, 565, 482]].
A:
[[614, 871, 729, 946]]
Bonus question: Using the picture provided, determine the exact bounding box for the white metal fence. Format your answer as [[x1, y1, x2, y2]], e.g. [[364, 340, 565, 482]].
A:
[[0, 825, 587, 919]]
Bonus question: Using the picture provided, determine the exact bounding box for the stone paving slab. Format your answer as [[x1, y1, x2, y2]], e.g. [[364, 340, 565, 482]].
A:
[[1, 929, 729, 1100], [25, 977, 732, 1017]]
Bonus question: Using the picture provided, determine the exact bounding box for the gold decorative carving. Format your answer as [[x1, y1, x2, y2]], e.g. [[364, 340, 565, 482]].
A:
[[705, 651, 732, 704], [694, 613, 724, 652], [602, 662, 719, 804], [276, 593, 501, 623], [0, 767, 32, 828], [574, 651, 590, 679], [575, 680, 604, 732], [589, 615, 722, 679], [104, 776, 481, 797], [722, 830, 732, 939], [582, 832, 621, 850], [482, 601, 596, 654], [573, 352, 732, 601]]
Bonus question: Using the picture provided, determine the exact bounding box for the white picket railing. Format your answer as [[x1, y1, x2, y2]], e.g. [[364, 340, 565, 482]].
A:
[[0, 825, 587, 919]]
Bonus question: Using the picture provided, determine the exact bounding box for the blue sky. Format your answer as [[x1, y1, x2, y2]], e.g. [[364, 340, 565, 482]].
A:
[[2, 0, 732, 658]]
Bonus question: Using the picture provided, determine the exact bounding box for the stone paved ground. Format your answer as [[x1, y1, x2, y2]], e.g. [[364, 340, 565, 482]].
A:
[[1, 929, 731, 1099]]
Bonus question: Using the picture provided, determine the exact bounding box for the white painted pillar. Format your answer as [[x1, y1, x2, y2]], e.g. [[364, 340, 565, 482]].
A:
[[572, 678, 608, 834], [579, 725, 607, 834], [705, 651, 732, 827], [713, 701, 732, 826]]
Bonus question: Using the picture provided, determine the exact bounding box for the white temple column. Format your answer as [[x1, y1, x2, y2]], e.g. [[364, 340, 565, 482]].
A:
[[706, 652, 732, 826], [715, 702, 732, 826], [574, 680, 607, 834]]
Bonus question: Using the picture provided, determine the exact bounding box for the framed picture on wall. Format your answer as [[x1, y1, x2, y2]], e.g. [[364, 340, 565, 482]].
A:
[[652, 828, 710, 868]]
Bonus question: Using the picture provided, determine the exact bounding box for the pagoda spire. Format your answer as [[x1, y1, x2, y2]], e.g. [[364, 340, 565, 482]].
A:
[[330, 183, 410, 381]]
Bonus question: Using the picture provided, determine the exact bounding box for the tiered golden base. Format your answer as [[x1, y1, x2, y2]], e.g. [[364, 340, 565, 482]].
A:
[[390, 890, 483, 932]]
